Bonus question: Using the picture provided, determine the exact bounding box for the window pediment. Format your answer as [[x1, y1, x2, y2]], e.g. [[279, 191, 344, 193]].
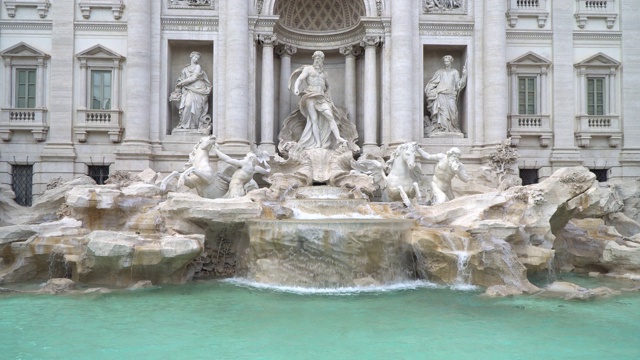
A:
[[508, 51, 551, 67], [76, 44, 125, 62], [1, 42, 49, 60], [575, 52, 620, 68]]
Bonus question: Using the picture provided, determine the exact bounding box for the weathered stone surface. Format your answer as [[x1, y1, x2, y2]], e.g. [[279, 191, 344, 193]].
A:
[[158, 192, 262, 234], [80, 231, 204, 286], [482, 285, 524, 297], [606, 212, 640, 238], [66, 186, 122, 210], [0, 226, 37, 246], [544, 281, 619, 301], [127, 280, 154, 290], [136, 168, 160, 184], [40, 278, 76, 294]]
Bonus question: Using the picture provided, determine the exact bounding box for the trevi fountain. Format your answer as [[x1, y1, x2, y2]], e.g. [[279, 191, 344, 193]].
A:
[[2, 52, 640, 359]]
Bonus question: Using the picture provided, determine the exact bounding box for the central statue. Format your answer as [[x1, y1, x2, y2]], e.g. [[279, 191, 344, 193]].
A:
[[278, 51, 358, 152]]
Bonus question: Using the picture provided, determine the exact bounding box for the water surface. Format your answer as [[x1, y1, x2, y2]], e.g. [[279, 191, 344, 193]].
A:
[[1, 276, 639, 359]]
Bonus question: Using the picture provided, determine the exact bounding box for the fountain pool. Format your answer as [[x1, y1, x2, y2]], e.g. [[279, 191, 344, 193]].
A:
[[1, 275, 639, 359]]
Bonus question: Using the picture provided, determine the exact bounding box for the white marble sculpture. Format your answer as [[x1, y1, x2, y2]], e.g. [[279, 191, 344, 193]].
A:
[[352, 142, 424, 207], [160, 135, 269, 199], [212, 144, 271, 198], [170, 51, 212, 133], [279, 51, 358, 151], [424, 55, 467, 134], [417, 146, 469, 204]]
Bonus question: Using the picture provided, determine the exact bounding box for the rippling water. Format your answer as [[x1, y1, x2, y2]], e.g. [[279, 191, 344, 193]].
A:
[[1, 276, 639, 359]]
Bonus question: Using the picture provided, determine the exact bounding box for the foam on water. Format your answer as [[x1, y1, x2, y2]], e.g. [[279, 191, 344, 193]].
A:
[[223, 278, 481, 295]]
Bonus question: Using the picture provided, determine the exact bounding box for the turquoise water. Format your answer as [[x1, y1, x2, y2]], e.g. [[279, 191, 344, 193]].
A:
[[2, 277, 640, 360]]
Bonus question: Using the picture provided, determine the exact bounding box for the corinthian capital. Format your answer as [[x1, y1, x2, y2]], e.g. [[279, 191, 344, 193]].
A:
[[275, 44, 297, 57], [339, 45, 362, 58], [361, 36, 382, 48], [256, 34, 277, 46]]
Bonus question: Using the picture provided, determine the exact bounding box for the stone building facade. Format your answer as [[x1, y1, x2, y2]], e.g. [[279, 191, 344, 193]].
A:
[[0, 0, 638, 204]]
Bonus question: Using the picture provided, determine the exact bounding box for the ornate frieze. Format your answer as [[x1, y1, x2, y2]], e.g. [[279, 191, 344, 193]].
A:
[[423, 0, 467, 15], [161, 17, 218, 32], [74, 21, 127, 31], [168, 0, 214, 9], [0, 20, 52, 30], [274, 21, 369, 49], [506, 30, 553, 40], [419, 22, 473, 36], [573, 31, 622, 41], [339, 45, 362, 57]]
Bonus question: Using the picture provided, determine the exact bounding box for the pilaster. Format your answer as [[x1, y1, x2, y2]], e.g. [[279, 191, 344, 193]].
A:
[[276, 45, 296, 133], [361, 36, 381, 152], [482, 0, 508, 146], [550, 0, 582, 168], [258, 34, 277, 154], [389, 0, 416, 145], [222, 0, 251, 152], [619, 0, 640, 177], [339, 45, 360, 126], [116, 0, 153, 170], [42, 0, 76, 165]]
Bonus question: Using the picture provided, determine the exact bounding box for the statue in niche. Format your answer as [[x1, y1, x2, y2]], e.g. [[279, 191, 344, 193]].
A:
[[169, 51, 212, 133], [424, 0, 461, 12], [416, 147, 469, 204], [278, 51, 358, 153], [424, 55, 467, 134]]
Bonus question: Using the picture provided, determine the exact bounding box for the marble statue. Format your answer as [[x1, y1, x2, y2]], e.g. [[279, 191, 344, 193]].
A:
[[160, 135, 270, 199], [417, 146, 469, 204], [170, 51, 212, 133], [424, 55, 467, 134], [212, 144, 271, 198], [279, 51, 358, 151], [352, 142, 424, 207]]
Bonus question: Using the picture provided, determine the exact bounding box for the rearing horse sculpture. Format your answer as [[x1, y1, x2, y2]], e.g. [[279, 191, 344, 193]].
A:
[[351, 142, 424, 207], [160, 135, 229, 199]]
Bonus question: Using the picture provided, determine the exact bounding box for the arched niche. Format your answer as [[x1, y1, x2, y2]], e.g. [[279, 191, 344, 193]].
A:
[[259, 0, 382, 18]]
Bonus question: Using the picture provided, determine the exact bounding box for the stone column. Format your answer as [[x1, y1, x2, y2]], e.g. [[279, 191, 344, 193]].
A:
[[339, 45, 359, 125], [3, 61, 11, 107], [361, 36, 381, 151], [223, 0, 251, 151], [389, 0, 415, 145], [550, 0, 581, 168], [42, 0, 76, 162], [117, 0, 153, 169], [620, 0, 640, 177], [276, 45, 296, 132], [259, 34, 276, 154], [483, 0, 508, 145]]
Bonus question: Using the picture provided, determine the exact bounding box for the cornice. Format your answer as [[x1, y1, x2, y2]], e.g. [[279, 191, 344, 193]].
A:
[[573, 31, 622, 41], [274, 21, 371, 50], [506, 30, 553, 40], [419, 22, 474, 36], [0, 20, 51, 30], [161, 17, 219, 32], [74, 21, 127, 32]]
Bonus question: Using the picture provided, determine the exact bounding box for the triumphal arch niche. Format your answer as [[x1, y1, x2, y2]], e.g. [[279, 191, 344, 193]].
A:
[[255, 0, 386, 153]]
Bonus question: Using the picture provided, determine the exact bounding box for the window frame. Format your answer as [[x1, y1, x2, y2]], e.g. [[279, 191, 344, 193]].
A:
[[90, 69, 113, 110], [518, 76, 537, 115]]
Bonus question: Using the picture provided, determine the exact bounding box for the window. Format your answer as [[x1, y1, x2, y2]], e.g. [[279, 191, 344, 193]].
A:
[[507, 52, 552, 147], [587, 77, 605, 115], [88, 165, 110, 185], [91, 70, 112, 110], [518, 77, 536, 115], [519, 168, 539, 186], [0, 42, 49, 142], [12, 165, 33, 206], [589, 168, 608, 183], [574, 53, 621, 148], [75, 45, 125, 143], [16, 68, 37, 108]]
